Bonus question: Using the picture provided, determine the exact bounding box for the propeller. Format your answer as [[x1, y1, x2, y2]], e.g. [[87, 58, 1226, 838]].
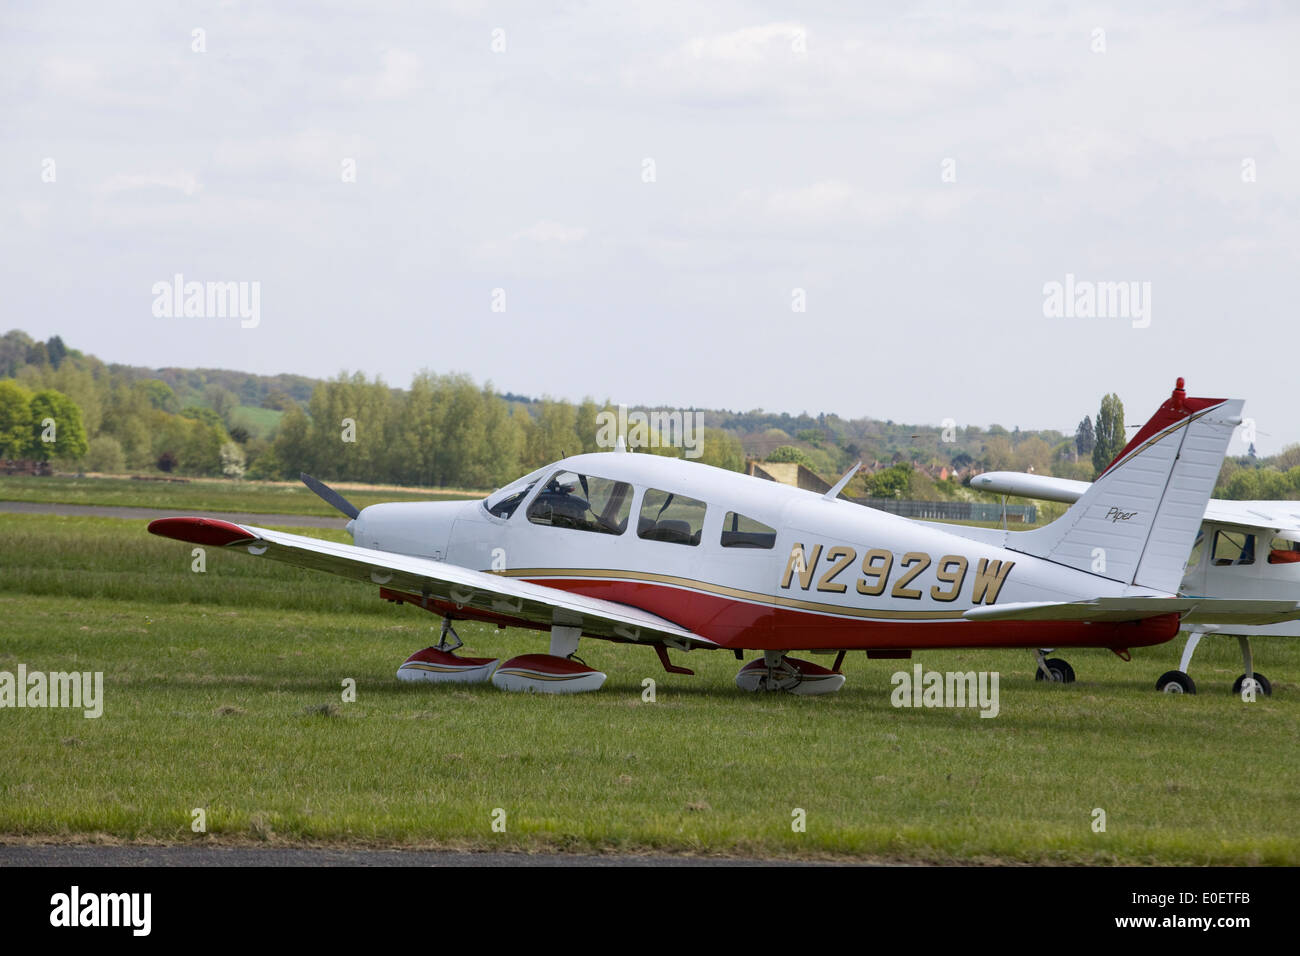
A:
[[300, 473, 360, 520]]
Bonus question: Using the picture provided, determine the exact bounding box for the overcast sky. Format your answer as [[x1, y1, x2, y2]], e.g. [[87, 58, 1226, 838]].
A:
[[3, 1, 1297, 452]]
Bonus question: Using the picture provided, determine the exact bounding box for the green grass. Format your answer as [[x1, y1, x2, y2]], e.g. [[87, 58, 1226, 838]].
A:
[[228, 405, 283, 440], [1, 513, 1297, 861], [0, 475, 474, 516]]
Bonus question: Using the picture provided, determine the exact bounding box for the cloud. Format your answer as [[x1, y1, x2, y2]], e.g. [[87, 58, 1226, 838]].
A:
[[40, 56, 100, 92], [674, 180, 970, 239], [511, 221, 588, 243], [678, 21, 806, 65], [622, 20, 987, 113], [344, 48, 423, 100], [98, 172, 200, 196]]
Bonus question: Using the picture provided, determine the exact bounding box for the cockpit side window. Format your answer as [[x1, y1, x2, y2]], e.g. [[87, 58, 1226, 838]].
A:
[[638, 489, 706, 546], [720, 511, 777, 549], [1212, 530, 1256, 566], [526, 470, 633, 535], [486, 485, 534, 518]]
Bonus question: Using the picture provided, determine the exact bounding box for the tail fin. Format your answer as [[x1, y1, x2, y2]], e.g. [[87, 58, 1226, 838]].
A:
[[1010, 379, 1242, 593]]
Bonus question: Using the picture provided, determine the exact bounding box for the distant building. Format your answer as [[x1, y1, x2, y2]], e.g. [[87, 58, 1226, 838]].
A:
[[745, 460, 832, 494]]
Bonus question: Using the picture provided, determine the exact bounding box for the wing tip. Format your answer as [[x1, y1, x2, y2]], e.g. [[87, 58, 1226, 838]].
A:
[[147, 516, 257, 547]]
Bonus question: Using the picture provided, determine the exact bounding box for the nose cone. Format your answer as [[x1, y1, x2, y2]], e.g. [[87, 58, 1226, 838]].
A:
[[350, 499, 474, 559]]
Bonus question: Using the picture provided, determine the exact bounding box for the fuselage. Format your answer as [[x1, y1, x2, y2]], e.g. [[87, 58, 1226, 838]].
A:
[[351, 453, 1179, 652], [1180, 520, 1300, 636]]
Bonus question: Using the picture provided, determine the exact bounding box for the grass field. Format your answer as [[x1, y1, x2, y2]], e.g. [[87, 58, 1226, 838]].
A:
[[0, 475, 474, 516], [228, 404, 283, 440], [1, 511, 1297, 863]]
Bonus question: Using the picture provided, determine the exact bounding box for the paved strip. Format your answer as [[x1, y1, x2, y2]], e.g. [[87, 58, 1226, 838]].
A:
[[0, 845, 841, 867], [0, 500, 347, 530]]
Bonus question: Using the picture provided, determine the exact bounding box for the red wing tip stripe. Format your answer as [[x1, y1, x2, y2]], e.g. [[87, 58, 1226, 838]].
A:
[[147, 516, 257, 547]]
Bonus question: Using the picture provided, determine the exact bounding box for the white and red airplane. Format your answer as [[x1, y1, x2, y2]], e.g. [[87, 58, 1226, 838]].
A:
[[973, 456, 1300, 696], [149, 379, 1300, 695]]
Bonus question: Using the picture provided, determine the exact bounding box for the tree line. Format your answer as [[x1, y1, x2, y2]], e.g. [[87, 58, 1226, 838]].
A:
[[262, 372, 745, 487], [4, 328, 1299, 498]]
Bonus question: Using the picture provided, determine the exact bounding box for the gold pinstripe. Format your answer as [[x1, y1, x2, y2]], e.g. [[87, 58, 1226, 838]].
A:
[[399, 661, 496, 673], [498, 567, 967, 621]]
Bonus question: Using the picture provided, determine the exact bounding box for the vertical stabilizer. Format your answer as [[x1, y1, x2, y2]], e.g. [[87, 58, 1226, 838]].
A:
[[1010, 379, 1242, 593]]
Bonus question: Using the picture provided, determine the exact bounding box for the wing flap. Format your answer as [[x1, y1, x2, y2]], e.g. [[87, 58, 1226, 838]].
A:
[[149, 517, 714, 648]]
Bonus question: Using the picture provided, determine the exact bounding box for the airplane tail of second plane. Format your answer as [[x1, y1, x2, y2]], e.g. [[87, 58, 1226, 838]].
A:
[[1008, 379, 1242, 594]]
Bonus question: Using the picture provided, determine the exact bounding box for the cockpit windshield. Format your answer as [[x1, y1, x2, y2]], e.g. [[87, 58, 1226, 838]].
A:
[[483, 467, 548, 519]]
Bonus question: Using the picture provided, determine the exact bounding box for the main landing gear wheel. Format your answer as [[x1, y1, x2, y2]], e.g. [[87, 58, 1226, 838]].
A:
[[1233, 673, 1272, 697], [491, 624, 607, 694], [735, 650, 846, 696], [1156, 670, 1196, 694], [396, 619, 499, 684], [1165, 631, 1272, 697], [1033, 650, 1075, 684]]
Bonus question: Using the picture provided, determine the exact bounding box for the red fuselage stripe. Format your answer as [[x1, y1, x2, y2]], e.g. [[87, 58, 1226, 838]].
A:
[[381, 579, 1178, 652]]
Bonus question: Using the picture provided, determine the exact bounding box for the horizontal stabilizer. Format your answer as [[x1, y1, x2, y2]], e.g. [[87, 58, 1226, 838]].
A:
[[970, 471, 1088, 504], [964, 597, 1300, 625], [976, 471, 1300, 537]]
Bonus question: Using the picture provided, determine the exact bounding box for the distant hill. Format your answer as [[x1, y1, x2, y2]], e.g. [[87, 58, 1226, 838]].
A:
[[5, 328, 1297, 498]]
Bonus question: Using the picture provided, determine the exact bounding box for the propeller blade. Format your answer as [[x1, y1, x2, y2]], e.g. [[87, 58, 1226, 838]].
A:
[[300, 473, 360, 520]]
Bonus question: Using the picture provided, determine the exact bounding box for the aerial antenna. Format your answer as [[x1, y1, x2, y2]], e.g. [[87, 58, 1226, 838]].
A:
[[823, 461, 862, 501]]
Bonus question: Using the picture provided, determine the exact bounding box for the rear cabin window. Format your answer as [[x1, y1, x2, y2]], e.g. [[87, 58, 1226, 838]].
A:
[[526, 471, 632, 535], [638, 489, 706, 546], [1268, 535, 1300, 565], [1213, 530, 1256, 566], [720, 511, 777, 549]]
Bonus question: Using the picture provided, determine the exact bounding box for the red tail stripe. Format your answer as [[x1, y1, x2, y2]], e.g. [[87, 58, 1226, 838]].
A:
[[1099, 379, 1223, 477]]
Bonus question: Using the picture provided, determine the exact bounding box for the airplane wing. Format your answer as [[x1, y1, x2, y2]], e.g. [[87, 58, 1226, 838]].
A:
[[148, 517, 715, 649], [1202, 500, 1300, 537], [964, 597, 1300, 625]]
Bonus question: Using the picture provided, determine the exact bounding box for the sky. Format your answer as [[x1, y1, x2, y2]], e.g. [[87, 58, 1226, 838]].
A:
[[3, 1, 1297, 453]]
